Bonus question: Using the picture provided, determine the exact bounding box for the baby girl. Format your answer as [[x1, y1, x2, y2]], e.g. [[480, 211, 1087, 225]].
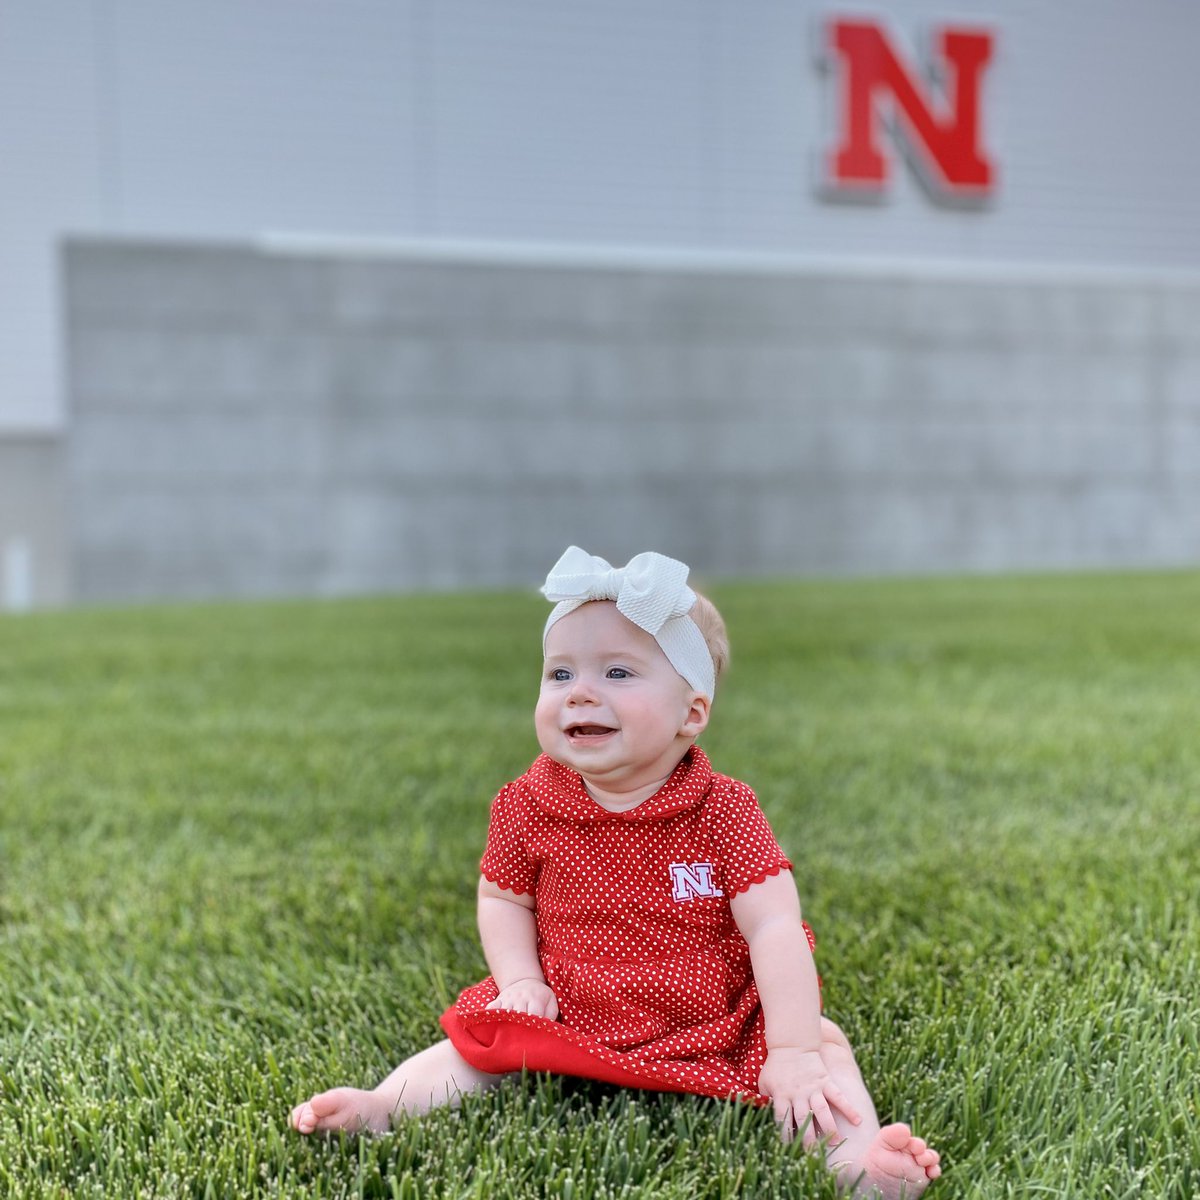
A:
[[291, 547, 940, 1198]]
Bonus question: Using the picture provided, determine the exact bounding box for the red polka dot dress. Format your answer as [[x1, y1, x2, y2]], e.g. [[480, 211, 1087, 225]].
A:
[[440, 747, 816, 1103]]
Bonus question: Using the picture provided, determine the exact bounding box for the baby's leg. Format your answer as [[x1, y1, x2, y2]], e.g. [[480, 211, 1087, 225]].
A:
[[817, 1019, 941, 1199], [291, 1038, 513, 1135]]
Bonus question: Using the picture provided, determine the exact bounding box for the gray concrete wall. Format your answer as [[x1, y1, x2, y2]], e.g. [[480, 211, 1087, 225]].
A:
[[0, 434, 69, 609], [62, 237, 1200, 603]]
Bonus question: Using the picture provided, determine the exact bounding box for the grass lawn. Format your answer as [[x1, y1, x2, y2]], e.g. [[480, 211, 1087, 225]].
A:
[[1, 570, 1197, 1199]]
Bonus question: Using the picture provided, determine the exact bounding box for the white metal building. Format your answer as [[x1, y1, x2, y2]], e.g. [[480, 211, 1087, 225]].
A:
[[4, 0, 1199, 432], [2, 1, 1199, 606]]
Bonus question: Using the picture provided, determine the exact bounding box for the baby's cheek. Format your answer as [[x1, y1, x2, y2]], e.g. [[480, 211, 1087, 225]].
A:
[[533, 698, 557, 740]]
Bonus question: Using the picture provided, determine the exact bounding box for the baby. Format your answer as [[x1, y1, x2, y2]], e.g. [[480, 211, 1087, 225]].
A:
[[291, 547, 940, 1198]]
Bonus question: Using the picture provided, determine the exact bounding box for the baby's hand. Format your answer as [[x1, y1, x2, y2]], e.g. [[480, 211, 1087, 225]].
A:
[[758, 1047, 862, 1148], [486, 977, 559, 1020]]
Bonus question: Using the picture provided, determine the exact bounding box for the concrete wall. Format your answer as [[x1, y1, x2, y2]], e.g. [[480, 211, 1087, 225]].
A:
[[0, 434, 69, 610], [63, 237, 1200, 603]]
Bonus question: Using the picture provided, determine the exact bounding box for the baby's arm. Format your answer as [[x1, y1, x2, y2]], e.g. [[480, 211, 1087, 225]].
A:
[[732, 873, 861, 1145], [477, 877, 558, 1019]]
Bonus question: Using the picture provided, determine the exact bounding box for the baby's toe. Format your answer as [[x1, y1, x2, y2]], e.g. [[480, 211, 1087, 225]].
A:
[[309, 1089, 347, 1118], [878, 1122, 913, 1151]]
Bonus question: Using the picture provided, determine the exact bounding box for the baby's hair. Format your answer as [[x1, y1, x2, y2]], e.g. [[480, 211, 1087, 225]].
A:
[[689, 591, 729, 689]]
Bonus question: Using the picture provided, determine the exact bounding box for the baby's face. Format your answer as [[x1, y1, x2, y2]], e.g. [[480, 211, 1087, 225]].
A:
[[535, 601, 706, 794]]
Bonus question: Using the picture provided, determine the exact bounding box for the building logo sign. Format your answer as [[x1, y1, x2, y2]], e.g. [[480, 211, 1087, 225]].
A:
[[820, 17, 997, 204]]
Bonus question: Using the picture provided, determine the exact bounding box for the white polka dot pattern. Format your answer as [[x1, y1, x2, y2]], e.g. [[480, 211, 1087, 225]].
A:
[[449, 748, 808, 1100]]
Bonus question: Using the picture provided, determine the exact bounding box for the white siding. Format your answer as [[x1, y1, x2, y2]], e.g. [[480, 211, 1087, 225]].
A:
[[2, 0, 1200, 429]]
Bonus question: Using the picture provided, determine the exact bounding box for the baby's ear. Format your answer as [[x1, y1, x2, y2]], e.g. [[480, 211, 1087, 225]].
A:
[[681, 691, 711, 738]]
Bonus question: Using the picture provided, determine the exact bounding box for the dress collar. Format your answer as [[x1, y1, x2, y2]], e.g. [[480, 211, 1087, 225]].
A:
[[525, 746, 714, 824]]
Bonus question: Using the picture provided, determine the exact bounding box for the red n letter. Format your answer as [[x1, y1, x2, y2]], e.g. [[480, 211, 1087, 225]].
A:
[[825, 18, 996, 201]]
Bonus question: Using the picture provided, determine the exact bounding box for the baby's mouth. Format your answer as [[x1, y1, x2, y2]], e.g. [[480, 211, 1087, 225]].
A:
[[566, 724, 617, 740]]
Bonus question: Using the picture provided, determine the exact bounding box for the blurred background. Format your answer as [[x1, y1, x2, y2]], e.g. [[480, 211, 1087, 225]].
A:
[[2, 0, 1198, 611]]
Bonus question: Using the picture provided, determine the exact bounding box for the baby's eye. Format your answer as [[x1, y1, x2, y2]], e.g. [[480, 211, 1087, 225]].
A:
[[606, 667, 631, 679], [550, 668, 572, 682]]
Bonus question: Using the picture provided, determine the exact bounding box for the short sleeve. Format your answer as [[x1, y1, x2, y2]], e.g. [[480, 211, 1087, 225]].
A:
[[479, 782, 538, 895], [709, 778, 792, 896]]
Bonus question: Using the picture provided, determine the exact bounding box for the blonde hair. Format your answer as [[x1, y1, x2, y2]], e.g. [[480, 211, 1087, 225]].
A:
[[689, 591, 729, 689]]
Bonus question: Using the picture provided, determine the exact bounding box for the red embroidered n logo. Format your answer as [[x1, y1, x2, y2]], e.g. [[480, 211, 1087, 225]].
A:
[[669, 862, 724, 902], [822, 17, 997, 202]]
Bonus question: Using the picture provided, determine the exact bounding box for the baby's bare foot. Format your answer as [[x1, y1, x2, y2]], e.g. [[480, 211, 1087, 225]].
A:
[[853, 1123, 941, 1199], [290, 1087, 393, 1136]]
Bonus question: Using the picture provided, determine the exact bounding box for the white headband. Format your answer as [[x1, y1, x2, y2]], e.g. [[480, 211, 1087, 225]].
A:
[[541, 546, 716, 700]]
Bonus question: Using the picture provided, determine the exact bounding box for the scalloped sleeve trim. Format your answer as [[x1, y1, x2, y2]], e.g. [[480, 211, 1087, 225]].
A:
[[725, 859, 793, 897], [479, 868, 536, 897]]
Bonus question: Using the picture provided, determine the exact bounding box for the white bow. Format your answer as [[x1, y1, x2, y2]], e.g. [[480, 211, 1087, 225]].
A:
[[541, 546, 715, 699], [542, 546, 696, 634]]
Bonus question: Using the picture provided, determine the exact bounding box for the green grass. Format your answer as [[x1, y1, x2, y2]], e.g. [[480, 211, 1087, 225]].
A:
[[1, 571, 1197, 1199]]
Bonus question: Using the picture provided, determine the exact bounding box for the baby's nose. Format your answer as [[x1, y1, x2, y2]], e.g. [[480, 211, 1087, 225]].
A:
[[567, 677, 598, 703]]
